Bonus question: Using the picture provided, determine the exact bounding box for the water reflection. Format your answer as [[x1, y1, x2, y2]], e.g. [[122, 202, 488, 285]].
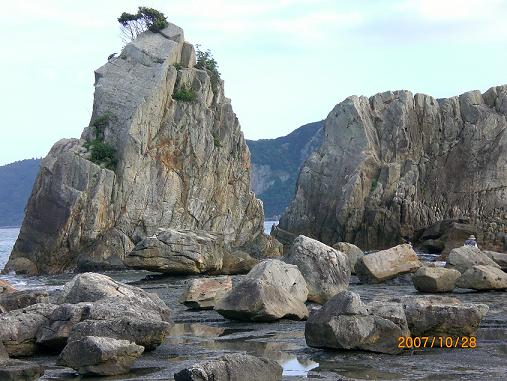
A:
[[280, 357, 319, 377]]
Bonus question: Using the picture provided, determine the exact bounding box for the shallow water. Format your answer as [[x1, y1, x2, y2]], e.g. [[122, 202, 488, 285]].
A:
[[1, 229, 506, 380]]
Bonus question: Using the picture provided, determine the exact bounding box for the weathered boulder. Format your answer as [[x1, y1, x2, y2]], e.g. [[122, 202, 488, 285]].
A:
[[412, 267, 461, 293], [415, 219, 477, 255], [219, 250, 259, 275], [0, 290, 49, 312], [69, 318, 172, 351], [284, 235, 350, 303], [179, 276, 232, 310], [394, 296, 488, 336], [484, 251, 507, 270], [0, 303, 58, 356], [173, 353, 283, 381], [332, 242, 364, 273], [57, 336, 144, 376], [57, 273, 171, 321], [276, 87, 507, 252], [356, 244, 421, 283], [0, 359, 44, 381], [456, 265, 507, 290], [215, 260, 308, 321], [36, 303, 92, 350], [0, 279, 16, 294], [4, 22, 271, 275], [125, 229, 223, 274], [305, 291, 409, 354], [445, 246, 500, 273]]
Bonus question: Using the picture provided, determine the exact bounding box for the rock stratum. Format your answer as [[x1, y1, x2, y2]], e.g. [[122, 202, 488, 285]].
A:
[[276, 87, 507, 251], [4, 23, 275, 275]]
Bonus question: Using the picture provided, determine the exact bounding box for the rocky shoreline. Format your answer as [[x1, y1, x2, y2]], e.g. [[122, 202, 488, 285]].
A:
[[1, 239, 506, 380]]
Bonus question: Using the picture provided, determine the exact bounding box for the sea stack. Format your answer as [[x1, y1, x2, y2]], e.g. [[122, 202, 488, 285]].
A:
[[5, 23, 278, 275], [275, 88, 507, 251]]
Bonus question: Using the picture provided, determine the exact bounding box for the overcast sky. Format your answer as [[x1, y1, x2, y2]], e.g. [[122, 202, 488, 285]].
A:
[[1, 0, 506, 165]]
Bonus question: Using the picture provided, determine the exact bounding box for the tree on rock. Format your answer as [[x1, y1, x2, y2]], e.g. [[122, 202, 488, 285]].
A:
[[118, 7, 169, 41]]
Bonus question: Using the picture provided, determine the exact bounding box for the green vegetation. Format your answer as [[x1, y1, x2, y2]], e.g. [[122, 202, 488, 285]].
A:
[[212, 132, 222, 148], [371, 178, 378, 192], [195, 45, 221, 90], [118, 6, 169, 41], [173, 63, 183, 71], [173, 85, 197, 102], [85, 113, 117, 170]]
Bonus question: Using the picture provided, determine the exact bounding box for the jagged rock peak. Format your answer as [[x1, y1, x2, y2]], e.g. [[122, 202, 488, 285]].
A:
[[276, 86, 507, 251], [5, 23, 279, 275]]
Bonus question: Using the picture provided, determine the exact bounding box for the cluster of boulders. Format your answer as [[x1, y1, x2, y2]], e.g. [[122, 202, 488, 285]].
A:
[[0, 273, 173, 379], [305, 291, 488, 354], [413, 246, 507, 292]]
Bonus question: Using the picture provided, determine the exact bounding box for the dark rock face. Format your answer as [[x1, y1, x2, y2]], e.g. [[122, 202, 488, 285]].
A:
[[0, 358, 44, 381], [4, 23, 270, 275], [174, 353, 283, 381], [0, 290, 49, 312], [277, 87, 507, 251]]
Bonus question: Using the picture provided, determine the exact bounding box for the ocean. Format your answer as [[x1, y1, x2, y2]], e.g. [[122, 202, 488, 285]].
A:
[[0, 227, 19, 271]]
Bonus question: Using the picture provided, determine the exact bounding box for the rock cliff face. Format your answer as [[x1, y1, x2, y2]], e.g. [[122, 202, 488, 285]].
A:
[[5, 23, 274, 275], [276, 87, 507, 251]]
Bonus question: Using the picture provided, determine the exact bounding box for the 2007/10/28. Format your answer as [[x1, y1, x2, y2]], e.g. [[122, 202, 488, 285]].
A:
[[398, 336, 477, 349]]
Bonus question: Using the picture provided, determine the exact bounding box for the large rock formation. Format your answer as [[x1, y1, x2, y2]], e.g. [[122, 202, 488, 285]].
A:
[[276, 87, 507, 251], [4, 23, 273, 275]]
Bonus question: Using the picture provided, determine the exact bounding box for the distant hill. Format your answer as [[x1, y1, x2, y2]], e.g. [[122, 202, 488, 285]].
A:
[[0, 159, 41, 227], [246, 121, 324, 219]]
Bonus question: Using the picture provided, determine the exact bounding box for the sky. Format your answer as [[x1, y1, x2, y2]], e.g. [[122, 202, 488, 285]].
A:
[[1, 0, 507, 165]]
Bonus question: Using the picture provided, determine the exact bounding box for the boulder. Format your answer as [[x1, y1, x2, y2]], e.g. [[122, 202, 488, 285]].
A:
[[483, 251, 507, 270], [276, 87, 507, 252], [0, 359, 44, 381], [0, 303, 58, 356], [219, 250, 258, 275], [305, 291, 409, 354], [0, 279, 16, 294], [179, 276, 232, 310], [412, 267, 461, 293], [284, 235, 350, 303], [57, 273, 171, 321], [0, 290, 49, 312], [215, 260, 308, 321], [445, 246, 500, 273], [173, 353, 283, 381], [394, 296, 489, 336], [36, 303, 93, 351], [332, 242, 364, 273], [356, 244, 421, 283], [456, 265, 507, 290], [416, 220, 477, 255], [69, 318, 172, 351], [57, 336, 144, 376], [125, 229, 223, 274]]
